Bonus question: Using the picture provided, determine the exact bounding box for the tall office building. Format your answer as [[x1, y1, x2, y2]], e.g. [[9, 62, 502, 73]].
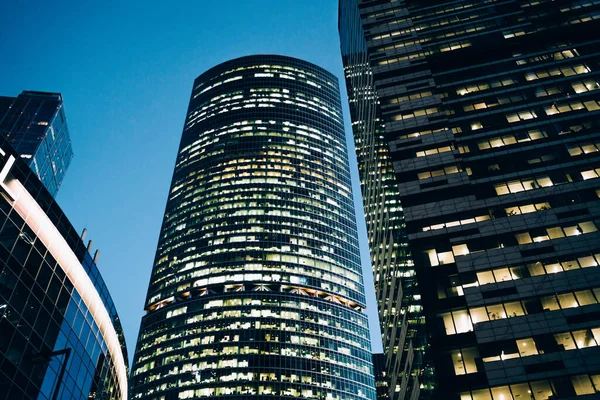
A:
[[130, 55, 376, 399], [0, 91, 73, 197], [0, 135, 128, 399], [340, 1, 600, 399], [373, 353, 390, 400]]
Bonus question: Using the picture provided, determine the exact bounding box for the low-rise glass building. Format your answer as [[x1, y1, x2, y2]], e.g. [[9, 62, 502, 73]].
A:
[[0, 135, 128, 399]]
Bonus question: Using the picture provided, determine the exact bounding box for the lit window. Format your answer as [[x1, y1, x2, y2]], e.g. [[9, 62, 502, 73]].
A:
[[545, 263, 562, 274], [573, 329, 597, 348], [470, 307, 488, 324], [581, 169, 600, 180], [508, 181, 525, 193], [494, 184, 510, 196], [452, 244, 469, 256], [571, 375, 596, 395], [470, 389, 492, 400], [516, 338, 538, 357], [555, 332, 577, 350], [450, 347, 479, 375], [509, 384, 531, 400], [515, 232, 533, 245], [438, 251, 455, 265], [442, 313, 457, 335], [557, 293, 578, 309], [540, 296, 560, 311], [530, 381, 553, 399], [477, 271, 495, 285], [546, 227, 565, 239], [454, 310, 473, 333], [575, 290, 596, 306]]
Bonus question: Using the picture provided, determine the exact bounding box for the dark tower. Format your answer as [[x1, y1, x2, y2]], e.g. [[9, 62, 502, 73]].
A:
[[0, 91, 73, 196], [339, 1, 600, 399], [130, 55, 376, 400]]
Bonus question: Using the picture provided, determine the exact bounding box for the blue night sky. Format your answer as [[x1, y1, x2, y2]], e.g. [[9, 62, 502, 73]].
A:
[[0, 0, 383, 360]]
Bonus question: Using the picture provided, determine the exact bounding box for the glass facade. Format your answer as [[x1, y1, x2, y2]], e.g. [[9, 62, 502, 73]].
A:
[[372, 353, 389, 400], [0, 91, 73, 197], [339, 1, 432, 399], [130, 55, 376, 400], [0, 135, 128, 399], [339, 1, 600, 399]]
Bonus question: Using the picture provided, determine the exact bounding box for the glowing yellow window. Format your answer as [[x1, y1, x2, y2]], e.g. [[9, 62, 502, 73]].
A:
[[509, 384, 532, 399], [490, 138, 504, 148], [470, 307, 489, 324], [557, 293, 578, 309], [508, 181, 525, 193], [579, 256, 598, 268], [563, 225, 581, 236], [581, 169, 599, 180], [477, 271, 495, 285], [546, 227, 565, 239], [517, 338, 538, 357], [487, 304, 506, 320], [470, 389, 492, 400], [519, 111, 536, 120], [536, 177, 553, 187], [438, 251, 455, 265], [579, 221, 597, 233], [531, 381, 554, 399], [574, 290, 597, 306], [545, 263, 562, 274], [572, 375, 596, 395], [442, 313, 456, 335], [471, 122, 483, 130], [506, 114, 520, 123], [582, 144, 598, 154], [515, 232, 533, 245], [520, 204, 536, 213], [573, 330, 597, 348], [453, 310, 473, 333], [452, 244, 469, 256], [572, 83, 587, 93], [493, 268, 512, 282], [592, 328, 600, 344], [561, 260, 579, 271], [541, 296, 560, 311], [478, 141, 491, 150], [451, 348, 479, 375], [505, 302, 525, 317], [495, 184, 510, 196], [505, 206, 520, 216], [555, 332, 577, 350]]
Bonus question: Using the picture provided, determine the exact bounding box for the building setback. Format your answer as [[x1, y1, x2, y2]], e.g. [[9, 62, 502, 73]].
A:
[[0, 134, 128, 399], [339, 1, 600, 399], [0, 91, 73, 197], [130, 55, 376, 399]]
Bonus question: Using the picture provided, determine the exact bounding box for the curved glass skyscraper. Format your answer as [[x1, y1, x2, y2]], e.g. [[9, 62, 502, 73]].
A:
[[131, 55, 376, 400], [0, 134, 128, 399]]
